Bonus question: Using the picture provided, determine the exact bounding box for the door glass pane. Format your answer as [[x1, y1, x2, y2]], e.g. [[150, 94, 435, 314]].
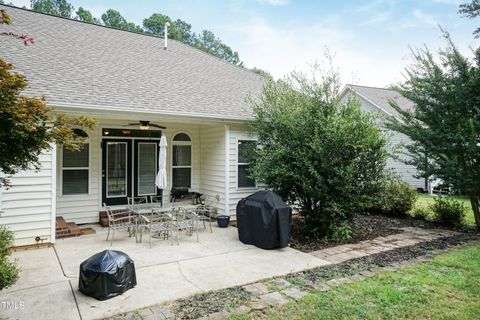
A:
[[172, 145, 191, 166], [138, 143, 157, 195], [107, 142, 127, 197], [172, 168, 191, 188]]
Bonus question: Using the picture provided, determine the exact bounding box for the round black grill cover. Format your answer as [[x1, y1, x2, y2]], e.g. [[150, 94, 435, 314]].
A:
[[236, 191, 292, 249], [79, 250, 137, 300]]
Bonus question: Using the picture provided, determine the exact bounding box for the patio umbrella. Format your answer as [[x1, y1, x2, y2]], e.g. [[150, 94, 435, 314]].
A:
[[155, 135, 168, 189]]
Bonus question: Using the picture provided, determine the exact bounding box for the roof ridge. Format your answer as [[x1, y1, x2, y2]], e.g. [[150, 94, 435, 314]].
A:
[[347, 83, 395, 91], [0, 3, 166, 40]]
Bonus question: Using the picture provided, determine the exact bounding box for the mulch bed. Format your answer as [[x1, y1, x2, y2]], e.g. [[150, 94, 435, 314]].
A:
[[289, 213, 476, 252], [171, 287, 251, 320]]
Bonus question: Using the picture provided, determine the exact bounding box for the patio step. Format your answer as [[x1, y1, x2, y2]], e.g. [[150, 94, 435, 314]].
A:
[[55, 216, 82, 239]]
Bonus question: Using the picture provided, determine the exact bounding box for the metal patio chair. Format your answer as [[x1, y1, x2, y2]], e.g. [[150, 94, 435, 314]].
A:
[[140, 210, 172, 248], [103, 204, 136, 246], [127, 196, 149, 212], [195, 195, 218, 232], [149, 195, 163, 210], [171, 207, 199, 245]]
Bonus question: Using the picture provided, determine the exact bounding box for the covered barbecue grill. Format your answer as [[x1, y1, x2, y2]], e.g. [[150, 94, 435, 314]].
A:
[[236, 191, 292, 249], [79, 250, 137, 300]]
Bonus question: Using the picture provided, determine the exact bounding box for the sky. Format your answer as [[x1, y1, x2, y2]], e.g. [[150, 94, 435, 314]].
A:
[[6, 0, 480, 87]]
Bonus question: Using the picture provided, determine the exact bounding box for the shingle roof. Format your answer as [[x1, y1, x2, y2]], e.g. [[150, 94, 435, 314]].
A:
[[0, 5, 264, 120], [345, 84, 414, 118]]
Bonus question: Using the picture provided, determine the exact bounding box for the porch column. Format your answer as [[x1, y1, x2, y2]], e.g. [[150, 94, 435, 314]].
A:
[[50, 143, 57, 244]]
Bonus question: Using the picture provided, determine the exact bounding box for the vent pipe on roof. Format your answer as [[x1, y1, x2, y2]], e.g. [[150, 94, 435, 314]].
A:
[[164, 22, 170, 49]]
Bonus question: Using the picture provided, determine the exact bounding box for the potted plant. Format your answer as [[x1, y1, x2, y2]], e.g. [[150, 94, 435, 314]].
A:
[[216, 215, 230, 228]]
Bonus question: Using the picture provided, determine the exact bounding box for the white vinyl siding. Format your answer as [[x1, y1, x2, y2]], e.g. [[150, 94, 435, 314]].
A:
[[341, 91, 424, 189], [228, 124, 261, 216], [0, 151, 54, 246], [199, 125, 226, 215], [56, 128, 99, 224]]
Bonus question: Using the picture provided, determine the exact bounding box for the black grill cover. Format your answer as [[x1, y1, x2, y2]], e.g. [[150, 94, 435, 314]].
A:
[[79, 250, 137, 300], [236, 191, 292, 249]]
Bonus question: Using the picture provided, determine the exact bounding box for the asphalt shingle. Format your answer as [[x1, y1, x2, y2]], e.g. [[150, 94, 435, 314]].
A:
[[0, 5, 264, 120]]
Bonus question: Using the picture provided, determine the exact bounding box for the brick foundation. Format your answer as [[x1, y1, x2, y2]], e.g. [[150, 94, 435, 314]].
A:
[[55, 216, 82, 239]]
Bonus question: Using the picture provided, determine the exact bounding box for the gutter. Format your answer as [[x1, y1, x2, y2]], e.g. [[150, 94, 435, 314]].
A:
[[48, 102, 254, 123]]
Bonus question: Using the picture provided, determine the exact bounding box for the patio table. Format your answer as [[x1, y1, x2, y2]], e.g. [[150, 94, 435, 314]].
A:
[[128, 203, 199, 242]]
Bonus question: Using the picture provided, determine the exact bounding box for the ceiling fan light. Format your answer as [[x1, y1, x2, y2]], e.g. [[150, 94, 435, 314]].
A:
[[139, 120, 150, 130]]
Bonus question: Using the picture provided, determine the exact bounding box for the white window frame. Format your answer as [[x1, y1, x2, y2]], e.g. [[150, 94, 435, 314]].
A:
[[60, 131, 90, 196], [236, 139, 257, 190], [171, 132, 193, 189]]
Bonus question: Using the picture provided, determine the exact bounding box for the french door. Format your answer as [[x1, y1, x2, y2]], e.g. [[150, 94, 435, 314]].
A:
[[102, 139, 161, 206]]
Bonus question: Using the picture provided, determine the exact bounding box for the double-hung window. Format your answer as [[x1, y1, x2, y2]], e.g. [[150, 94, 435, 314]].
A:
[[237, 140, 256, 188], [172, 133, 192, 188], [62, 129, 89, 195]]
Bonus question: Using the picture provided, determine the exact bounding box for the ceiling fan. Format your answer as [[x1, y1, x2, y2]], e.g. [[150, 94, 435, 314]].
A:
[[124, 120, 166, 130]]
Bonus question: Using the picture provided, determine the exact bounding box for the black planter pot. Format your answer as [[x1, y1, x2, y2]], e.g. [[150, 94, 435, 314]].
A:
[[217, 215, 230, 228]]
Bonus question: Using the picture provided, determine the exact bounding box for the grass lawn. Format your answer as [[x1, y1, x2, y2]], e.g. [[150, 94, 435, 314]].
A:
[[230, 244, 480, 320], [415, 194, 476, 226]]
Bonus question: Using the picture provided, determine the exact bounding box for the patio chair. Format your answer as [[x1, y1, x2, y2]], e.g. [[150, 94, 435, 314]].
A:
[[149, 195, 163, 209], [140, 211, 172, 248], [195, 195, 218, 232], [171, 207, 199, 245], [127, 196, 149, 212], [103, 204, 137, 246]]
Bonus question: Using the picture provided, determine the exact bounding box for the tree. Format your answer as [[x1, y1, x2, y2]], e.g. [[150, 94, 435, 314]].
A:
[[250, 67, 273, 80], [1, 10, 97, 187], [193, 30, 243, 66], [459, 0, 480, 37], [143, 14, 195, 44], [76, 7, 100, 24], [247, 66, 389, 238], [173, 19, 194, 44], [143, 13, 172, 35], [31, 0, 73, 18], [101, 9, 142, 33], [387, 33, 480, 228]]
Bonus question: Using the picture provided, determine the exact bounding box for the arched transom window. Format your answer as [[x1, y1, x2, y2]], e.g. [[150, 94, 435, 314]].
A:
[[172, 133, 192, 188]]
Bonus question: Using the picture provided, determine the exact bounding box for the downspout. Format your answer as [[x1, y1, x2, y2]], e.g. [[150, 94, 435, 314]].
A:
[[224, 124, 230, 215], [51, 144, 57, 244]]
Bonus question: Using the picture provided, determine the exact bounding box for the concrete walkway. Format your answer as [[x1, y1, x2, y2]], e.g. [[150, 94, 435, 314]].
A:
[[1, 226, 328, 320]]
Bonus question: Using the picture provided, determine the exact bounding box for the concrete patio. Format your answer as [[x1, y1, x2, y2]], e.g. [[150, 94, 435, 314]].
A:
[[1, 225, 329, 320]]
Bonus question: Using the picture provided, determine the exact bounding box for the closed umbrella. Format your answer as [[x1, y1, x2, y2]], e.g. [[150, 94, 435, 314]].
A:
[[155, 135, 167, 189]]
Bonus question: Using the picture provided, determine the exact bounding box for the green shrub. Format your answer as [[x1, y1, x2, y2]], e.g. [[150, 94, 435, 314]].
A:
[[376, 180, 418, 216], [0, 226, 19, 290], [430, 197, 466, 226], [410, 206, 431, 220], [328, 225, 352, 243]]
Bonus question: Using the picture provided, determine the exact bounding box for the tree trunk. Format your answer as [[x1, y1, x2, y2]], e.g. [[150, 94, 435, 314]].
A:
[[468, 192, 480, 229]]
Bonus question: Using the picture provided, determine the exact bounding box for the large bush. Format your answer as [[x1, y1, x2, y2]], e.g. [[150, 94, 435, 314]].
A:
[[375, 180, 418, 216], [0, 226, 19, 290], [247, 66, 389, 238], [430, 197, 466, 227]]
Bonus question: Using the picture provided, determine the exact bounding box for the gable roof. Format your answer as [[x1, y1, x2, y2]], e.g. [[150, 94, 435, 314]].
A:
[[0, 5, 264, 120], [341, 84, 415, 119]]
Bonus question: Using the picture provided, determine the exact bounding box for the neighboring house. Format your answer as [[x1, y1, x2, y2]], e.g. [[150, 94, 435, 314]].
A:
[[339, 84, 425, 190], [0, 6, 264, 246]]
